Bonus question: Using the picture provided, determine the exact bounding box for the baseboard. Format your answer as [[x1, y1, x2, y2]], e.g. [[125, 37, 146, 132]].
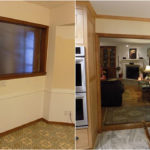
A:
[[102, 121, 150, 131], [42, 118, 75, 126], [0, 118, 42, 136], [0, 118, 75, 136]]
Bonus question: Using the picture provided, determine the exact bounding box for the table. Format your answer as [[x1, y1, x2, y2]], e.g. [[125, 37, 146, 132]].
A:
[[138, 80, 150, 101]]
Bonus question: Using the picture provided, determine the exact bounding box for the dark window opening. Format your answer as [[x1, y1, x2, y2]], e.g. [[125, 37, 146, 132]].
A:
[[0, 17, 48, 79]]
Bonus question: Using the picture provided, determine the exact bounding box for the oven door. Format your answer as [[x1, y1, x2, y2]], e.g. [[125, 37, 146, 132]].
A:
[[75, 46, 85, 57], [76, 93, 88, 127], [76, 57, 86, 92]]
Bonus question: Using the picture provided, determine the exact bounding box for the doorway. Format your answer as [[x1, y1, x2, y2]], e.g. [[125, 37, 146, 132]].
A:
[[96, 33, 150, 131]]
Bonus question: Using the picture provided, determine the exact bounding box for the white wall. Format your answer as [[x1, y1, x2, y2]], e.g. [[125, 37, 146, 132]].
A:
[[48, 25, 75, 123], [116, 44, 149, 66], [0, 89, 44, 133], [0, 2, 75, 133], [96, 18, 150, 79], [43, 3, 75, 123], [0, 2, 50, 133], [0, 2, 50, 25], [96, 18, 150, 35], [100, 41, 150, 67]]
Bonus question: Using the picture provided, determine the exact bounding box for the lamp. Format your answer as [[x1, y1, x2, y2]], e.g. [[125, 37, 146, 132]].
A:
[[144, 65, 150, 80]]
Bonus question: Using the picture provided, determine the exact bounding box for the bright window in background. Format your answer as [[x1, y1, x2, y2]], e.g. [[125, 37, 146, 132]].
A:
[[25, 32, 34, 72], [0, 17, 48, 79]]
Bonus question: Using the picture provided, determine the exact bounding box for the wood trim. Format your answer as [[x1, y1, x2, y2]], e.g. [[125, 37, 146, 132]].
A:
[[89, 75, 97, 82], [95, 34, 102, 133], [76, 4, 98, 148], [0, 118, 74, 137], [0, 16, 49, 28], [41, 118, 75, 126], [97, 33, 150, 39], [0, 16, 49, 80], [0, 72, 46, 80], [101, 122, 150, 132], [0, 118, 42, 137], [40, 27, 49, 73], [143, 121, 150, 147], [76, 1, 96, 17], [96, 14, 150, 23]]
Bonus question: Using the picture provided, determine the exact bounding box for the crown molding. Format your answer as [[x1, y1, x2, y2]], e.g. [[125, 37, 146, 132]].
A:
[[96, 14, 150, 23], [96, 33, 150, 39]]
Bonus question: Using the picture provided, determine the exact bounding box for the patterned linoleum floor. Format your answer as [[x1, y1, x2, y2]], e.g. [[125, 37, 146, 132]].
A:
[[0, 120, 75, 149], [95, 128, 150, 149]]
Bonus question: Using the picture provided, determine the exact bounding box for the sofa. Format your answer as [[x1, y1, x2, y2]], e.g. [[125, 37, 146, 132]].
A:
[[101, 79, 124, 107]]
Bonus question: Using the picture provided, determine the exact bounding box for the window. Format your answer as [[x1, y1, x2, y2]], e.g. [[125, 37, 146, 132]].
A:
[[0, 17, 48, 79]]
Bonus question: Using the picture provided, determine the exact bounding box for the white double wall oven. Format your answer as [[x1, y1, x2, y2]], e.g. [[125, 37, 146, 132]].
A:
[[75, 46, 88, 127]]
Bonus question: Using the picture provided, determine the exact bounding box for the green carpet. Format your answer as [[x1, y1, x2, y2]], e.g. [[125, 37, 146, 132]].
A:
[[0, 120, 75, 149], [104, 106, 150, 125]]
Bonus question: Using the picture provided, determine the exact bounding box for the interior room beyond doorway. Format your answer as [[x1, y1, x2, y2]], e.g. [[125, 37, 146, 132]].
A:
[[99, 37, 150, 127]]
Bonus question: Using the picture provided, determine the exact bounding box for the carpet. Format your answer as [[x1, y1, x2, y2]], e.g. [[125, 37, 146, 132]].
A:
[[0, 120, 75, 149], [104, 106, 150, 125]]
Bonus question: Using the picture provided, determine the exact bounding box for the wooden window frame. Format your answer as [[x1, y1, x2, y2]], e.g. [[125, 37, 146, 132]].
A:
[[0, 16, 49, 80]]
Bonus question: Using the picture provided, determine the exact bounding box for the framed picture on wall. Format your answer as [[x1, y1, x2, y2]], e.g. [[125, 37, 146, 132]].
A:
[[129, 48, 137, 59]]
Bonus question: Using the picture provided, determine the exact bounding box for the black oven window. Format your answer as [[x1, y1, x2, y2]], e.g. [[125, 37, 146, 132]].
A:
[[76, 99, 84, 120], [76, 47, 80, 54], [76, 64, 82, 86]]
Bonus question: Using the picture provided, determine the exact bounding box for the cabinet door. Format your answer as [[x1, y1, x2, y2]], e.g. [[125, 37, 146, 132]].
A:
[[76, 129, 89, 149], [100, 46, 116, 78], [75, 8, 84, 44], [101, 47, 109, 68]]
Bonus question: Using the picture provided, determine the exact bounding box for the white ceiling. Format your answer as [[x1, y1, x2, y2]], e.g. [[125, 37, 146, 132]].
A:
[[29, 1, 67, 9], [90, 1, 150, 18], [100, 38, 150, 45]]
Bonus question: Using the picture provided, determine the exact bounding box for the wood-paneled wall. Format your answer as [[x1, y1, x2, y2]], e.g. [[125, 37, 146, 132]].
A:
[[86, 6, 98, 148], [76, 2, 99, 148]]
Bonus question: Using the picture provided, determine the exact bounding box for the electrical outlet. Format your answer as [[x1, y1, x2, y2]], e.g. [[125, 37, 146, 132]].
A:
[[64, 111, 73, 123]]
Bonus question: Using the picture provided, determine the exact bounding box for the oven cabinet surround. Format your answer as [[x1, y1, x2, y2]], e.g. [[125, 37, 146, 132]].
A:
[[75, 8, 84, 45], [76, 2, 99, 149]]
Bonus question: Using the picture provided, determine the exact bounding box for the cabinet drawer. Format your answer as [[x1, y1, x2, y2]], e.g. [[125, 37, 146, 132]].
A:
[[76, 128, 88, 148]]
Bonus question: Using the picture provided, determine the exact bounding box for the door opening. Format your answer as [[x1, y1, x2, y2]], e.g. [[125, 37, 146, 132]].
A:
[[96, 33, 150, 131]]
